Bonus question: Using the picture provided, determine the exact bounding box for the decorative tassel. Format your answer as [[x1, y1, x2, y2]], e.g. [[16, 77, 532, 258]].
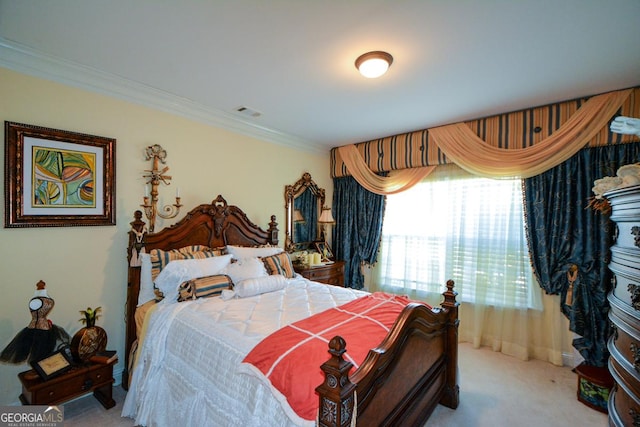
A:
[[130, 246, 146, 267], [130, 247, 140, 267], [566, 264, 578, 306], [129, 226, 147, 267], [586, 196, 611, 215]]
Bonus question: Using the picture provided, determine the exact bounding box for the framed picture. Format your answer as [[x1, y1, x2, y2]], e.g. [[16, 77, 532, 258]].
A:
[[4, 122, 116, 227], [30, 347, 75, 381], [314, 241, 334, 262]]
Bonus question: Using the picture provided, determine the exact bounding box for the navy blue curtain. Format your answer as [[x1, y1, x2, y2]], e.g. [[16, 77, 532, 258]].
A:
[[333, 176, 386, 289], [294, 188, 318, 243], [524, 142, 640, 366]]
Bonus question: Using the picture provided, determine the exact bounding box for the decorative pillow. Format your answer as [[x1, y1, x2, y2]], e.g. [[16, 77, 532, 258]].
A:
[[261, 252, 295, 279], [220, 257, 268, 284], [154, 254, 233, 302], [226, 245, 283, 261], [153, 286, 165, 302], [138, 253, 156, 306], [178, 274, 233, 301], [221, 275, 287, 300], [149, 245, 226, 281]]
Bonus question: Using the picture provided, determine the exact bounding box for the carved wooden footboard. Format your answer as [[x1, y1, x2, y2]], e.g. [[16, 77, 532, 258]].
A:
[[317, 280, 459, 426]]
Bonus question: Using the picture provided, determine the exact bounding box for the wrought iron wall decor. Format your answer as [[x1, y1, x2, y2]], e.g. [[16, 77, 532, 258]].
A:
[[140, 144, 181, 232]]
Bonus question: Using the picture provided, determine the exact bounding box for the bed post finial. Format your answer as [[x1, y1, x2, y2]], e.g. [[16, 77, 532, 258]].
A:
[[442, 279, 457, 309], [268, 215, 279, 246], [316, 336, 356, 427]]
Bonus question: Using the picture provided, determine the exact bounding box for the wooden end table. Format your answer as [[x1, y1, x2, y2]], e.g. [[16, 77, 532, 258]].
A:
[[18, 360, 115, 409], [294, 260, 345, 286]]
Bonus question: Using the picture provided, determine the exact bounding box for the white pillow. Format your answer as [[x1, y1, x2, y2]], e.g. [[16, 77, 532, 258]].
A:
[[221, 275, 287, 300], [154, 254, 233, 303], [226, 245, 283, 260], [138, 253, 156, 306], [220, 257, 268, 284]]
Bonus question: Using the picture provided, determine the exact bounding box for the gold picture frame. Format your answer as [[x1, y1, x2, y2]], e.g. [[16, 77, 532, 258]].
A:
[[30, 347, 75, 381], [4, 121, 116, 228], [314, 241, 334, 262]]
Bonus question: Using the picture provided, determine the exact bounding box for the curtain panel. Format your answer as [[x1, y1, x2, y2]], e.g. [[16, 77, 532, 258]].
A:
[[333, 176, 386, 289], [330, 87, 640, 179], [524, 142, 640, 367], [293, 186, 318, 243]]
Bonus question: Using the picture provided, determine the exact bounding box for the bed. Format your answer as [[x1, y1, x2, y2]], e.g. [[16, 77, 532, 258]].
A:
[[121, 195, 459, 426]]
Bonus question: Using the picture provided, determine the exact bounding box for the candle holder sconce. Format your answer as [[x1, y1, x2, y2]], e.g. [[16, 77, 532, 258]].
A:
[[140, 144, 182, 232]]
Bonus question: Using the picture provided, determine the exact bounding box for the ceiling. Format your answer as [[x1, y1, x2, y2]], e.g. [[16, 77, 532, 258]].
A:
[[1, 1, 639, 155]]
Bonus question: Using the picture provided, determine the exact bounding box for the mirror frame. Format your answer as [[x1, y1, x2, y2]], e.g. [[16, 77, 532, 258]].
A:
[[284, 172, 325, 252]]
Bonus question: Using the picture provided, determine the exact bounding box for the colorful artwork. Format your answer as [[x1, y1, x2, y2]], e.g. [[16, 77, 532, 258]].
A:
[[5, 121, 115, 227], [33, 147, 96, 208]]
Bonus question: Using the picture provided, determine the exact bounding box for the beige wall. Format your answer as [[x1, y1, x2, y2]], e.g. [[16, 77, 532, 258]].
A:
[[0, 67, 332, 404]]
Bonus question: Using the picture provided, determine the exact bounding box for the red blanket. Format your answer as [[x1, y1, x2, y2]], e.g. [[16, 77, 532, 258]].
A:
[[241, 292, 428, 421]]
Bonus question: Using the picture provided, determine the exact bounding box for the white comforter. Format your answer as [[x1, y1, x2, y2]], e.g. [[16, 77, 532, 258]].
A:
[[122, 276, 367, 427]]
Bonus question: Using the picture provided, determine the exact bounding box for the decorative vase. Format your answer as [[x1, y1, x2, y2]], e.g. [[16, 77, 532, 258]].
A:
[[70, 306, 107, 363], [70, 325, 108, 363]]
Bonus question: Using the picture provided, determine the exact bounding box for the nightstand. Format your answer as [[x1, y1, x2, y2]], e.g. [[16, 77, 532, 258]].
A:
[[18, 360, 115, 409], [294, 260, 345, 286]]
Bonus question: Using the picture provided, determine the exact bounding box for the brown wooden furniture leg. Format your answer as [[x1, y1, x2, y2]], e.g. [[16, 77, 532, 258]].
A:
[[93, 383, 115, 409]]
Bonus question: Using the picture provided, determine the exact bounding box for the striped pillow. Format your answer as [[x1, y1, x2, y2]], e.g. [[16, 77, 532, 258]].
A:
[[177, 274, 233, 301], [261, 252, 295, 279], [149, 245, 227, 281]]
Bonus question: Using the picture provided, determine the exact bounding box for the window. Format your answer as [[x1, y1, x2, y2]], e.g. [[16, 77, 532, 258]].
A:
[[377, 170, 540, 309]]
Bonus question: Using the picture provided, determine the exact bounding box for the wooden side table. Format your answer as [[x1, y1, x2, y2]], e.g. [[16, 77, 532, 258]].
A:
[[294, 260, 345, 286], [18, 360, 115, 409]]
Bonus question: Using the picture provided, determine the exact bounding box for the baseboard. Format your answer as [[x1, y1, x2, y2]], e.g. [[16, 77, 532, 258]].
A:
[[113, 365, 123, 387], [562, 352, 575, 367]]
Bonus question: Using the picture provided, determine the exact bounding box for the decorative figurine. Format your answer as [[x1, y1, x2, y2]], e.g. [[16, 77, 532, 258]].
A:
[[610, 116, 640, 137], [0, 280, 70, 364]]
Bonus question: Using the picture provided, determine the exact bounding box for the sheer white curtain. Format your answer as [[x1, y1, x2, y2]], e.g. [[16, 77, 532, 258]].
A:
[[369, 166, 573, 365]]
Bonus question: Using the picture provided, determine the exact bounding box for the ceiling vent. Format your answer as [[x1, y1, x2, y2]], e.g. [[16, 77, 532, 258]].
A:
[[234, 106, 262, 118]]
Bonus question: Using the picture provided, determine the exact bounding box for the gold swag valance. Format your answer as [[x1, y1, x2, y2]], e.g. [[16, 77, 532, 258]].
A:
[[337, 144, 435, 195], [331, 87, 640, 191]]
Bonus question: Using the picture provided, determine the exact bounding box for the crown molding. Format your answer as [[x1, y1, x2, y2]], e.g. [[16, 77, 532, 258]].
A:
[[0, 38, 325, 155]]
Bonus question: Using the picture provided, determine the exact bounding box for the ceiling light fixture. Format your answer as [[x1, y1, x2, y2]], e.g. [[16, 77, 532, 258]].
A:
[[355, 51, 393, 78]]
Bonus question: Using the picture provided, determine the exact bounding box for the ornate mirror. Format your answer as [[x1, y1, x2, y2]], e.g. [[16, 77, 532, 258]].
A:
[[284, 173, 325, 251]]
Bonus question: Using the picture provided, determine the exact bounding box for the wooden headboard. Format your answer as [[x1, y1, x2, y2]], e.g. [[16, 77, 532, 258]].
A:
[[123, 195, 278, 385]]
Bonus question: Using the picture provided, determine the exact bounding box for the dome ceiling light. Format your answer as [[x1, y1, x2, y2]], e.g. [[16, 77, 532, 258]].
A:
[[355, 51, 393, 78]]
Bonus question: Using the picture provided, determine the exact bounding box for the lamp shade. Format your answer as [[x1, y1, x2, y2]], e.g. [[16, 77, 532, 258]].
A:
[[293, 209, 305, 223], [318, 207, 335, 224], [355, 51, 393, 78]]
